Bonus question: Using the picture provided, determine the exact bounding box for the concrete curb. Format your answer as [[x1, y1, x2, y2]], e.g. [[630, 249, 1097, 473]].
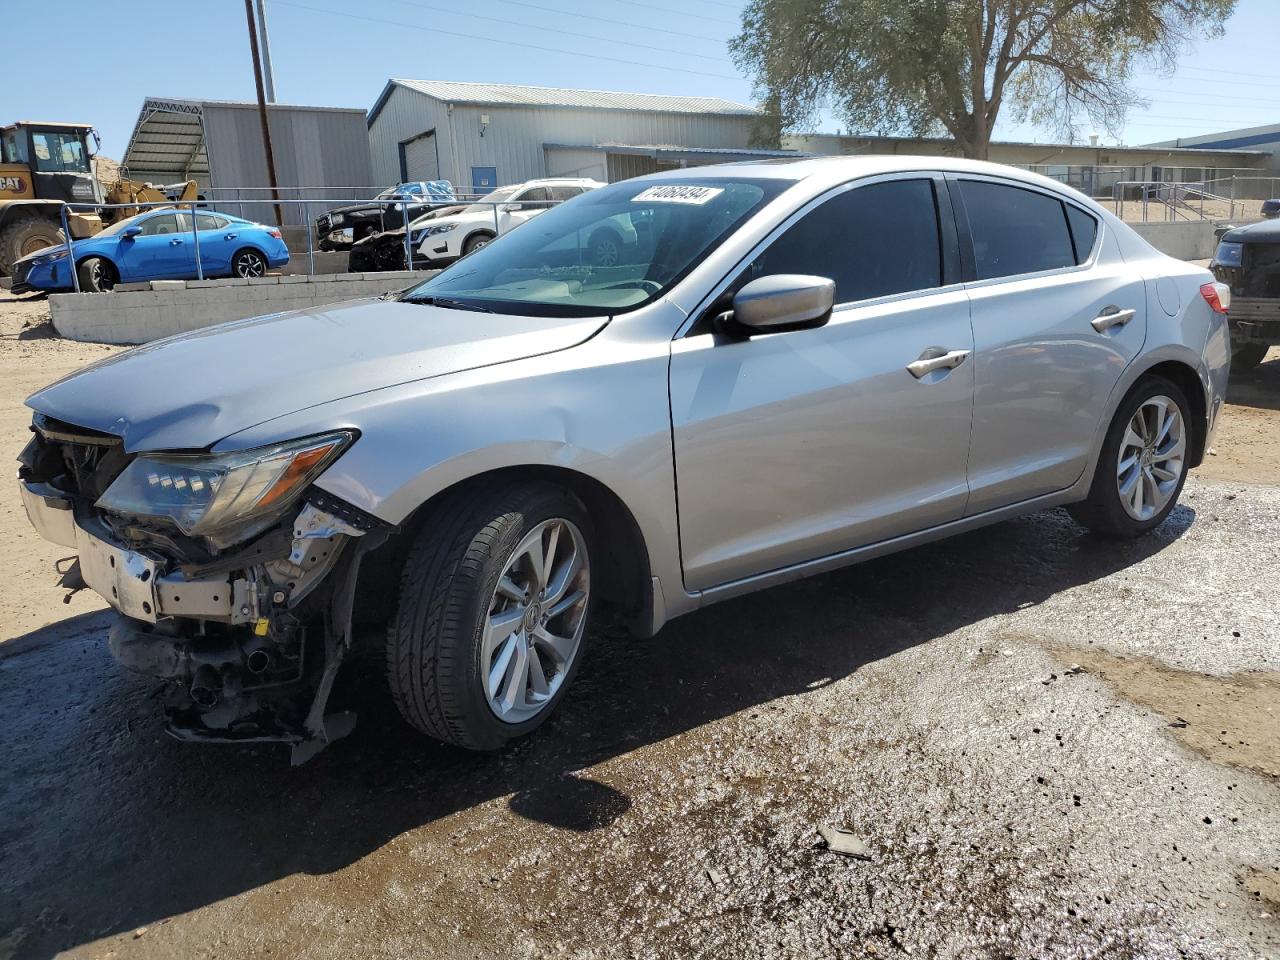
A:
[[50, 270, 433, 345]]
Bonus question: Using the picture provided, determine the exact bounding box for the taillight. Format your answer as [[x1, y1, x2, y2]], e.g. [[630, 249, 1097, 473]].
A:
[[1200, 281, 1230, 314], [268, 229, 282, 239]]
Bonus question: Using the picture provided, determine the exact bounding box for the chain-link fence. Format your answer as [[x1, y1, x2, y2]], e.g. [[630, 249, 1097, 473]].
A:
[[54, 192, 570, 292]]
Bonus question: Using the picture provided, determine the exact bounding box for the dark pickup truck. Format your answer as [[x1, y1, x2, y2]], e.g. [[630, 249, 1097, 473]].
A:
[[315, 181, 455, 251], [1211, 212, 1280, 369]]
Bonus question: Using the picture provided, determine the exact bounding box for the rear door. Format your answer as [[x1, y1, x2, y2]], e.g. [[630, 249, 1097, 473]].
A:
[[953, 176, 1147, 513], [670, 174, 975, 590], [192, 213, 235, 275]]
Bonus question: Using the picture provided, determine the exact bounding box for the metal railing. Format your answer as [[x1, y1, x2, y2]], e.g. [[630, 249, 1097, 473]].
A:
[[1105, 176, 1280, 223], [56, 194, 567, 293]]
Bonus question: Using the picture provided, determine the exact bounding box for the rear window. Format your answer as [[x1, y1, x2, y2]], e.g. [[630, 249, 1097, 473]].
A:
[[959, 180, 1075, 280], [1065, 204, 1099, 261]]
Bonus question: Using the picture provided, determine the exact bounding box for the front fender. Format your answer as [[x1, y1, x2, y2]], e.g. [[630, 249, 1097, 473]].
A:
[[214, 332, 687, 618]]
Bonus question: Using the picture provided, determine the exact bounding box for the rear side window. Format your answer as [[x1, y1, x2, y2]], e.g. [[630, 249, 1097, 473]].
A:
[[959, 180, 1075, 280], [751, 178, 943, 303], [1065, 204, 1098, 262]]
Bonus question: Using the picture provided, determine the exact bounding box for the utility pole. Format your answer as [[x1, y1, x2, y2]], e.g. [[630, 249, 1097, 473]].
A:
[[244, 0, 283, 225], [254, 0, 277, 103]]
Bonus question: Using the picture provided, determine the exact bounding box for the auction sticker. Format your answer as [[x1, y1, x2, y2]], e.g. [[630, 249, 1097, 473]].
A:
[[633, 185, 725, 205]]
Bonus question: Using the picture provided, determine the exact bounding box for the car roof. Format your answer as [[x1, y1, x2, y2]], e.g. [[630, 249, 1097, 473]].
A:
[[635, 154, 1078, 194]]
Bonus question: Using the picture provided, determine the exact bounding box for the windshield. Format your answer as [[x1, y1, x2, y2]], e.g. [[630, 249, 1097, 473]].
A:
[[30, 130, 89, 173], [464, 186, 521, 214], [94, 212, 149, 238], [404, 177, 792, 317]]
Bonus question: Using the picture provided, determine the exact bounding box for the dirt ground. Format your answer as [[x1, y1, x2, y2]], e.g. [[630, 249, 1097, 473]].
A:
[[0, 289, 1277, 960]]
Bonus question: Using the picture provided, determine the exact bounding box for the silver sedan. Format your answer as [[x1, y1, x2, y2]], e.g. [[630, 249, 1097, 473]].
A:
[[19, 157, 1231, 761]]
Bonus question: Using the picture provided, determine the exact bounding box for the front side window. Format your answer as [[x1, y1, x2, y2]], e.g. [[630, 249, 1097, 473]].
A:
[[405, 177, 792, 317], [959, 180, 1075, 280], [140, 214, 181, 236], [29, 131, 89, 174], [514, 187, 552, 210], [749, 178, 943, 303]]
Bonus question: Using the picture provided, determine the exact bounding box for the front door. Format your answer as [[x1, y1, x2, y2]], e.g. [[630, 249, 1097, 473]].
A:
[[952, 176, 1148, 513], [118, 213, 191, 280], [670, 176, 975, 591]]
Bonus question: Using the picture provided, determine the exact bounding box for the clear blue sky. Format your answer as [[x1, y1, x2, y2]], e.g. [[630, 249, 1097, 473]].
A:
[[5, 0, 1278, 161]]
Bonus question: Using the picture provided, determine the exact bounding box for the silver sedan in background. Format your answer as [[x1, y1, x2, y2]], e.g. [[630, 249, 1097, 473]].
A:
[[19, 157, 1231, 762]]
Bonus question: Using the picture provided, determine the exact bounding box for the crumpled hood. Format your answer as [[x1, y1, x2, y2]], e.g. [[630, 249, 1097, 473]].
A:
[[26, 298, 606, 452]]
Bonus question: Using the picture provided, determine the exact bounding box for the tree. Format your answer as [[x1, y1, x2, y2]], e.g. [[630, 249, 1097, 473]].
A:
[[730, 0, 1236, 158]]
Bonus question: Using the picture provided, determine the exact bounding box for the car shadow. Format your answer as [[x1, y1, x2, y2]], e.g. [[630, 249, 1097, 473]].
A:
[[1227, 353, 1280, 411], [0, 504, 1193, 957]]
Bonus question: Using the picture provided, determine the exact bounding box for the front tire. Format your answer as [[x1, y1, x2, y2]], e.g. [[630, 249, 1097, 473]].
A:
[[462, 233, 492, 256], [1068, 376, 1192, 537], [387, 481, 595, 750], [76, 256, 117, 293], [0, 215, 65, 275]]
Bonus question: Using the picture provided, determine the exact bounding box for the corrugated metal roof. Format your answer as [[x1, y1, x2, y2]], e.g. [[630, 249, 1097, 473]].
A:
[[391, 79, 757, 116]]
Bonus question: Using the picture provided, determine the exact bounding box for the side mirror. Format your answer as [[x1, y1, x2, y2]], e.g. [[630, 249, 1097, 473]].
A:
[[122, 225, 143, 238], [731, 274, 835, 333]]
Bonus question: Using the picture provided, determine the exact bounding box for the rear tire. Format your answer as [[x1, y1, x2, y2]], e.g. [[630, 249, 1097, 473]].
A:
[[231, 248, 267, 278], [1231, 342, 1269, 371], [0, 215, 65, 275], [386, 480, 595, 750], [76, 257, 117, 293], [1068, 376, 1192, 538]]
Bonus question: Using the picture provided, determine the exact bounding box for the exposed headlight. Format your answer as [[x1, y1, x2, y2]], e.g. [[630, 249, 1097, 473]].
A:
[[328, 213, 344, 226], [425, 223, 456, 236], [97, 432, 354, 536], [1213, 241, 1243, 268]]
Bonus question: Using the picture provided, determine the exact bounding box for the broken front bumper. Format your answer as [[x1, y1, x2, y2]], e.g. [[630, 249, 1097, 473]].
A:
[[20, 477, 391, 762]]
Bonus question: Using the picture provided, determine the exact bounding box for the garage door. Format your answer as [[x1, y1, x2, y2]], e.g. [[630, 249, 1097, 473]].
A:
[[403, 135, 438, 182]]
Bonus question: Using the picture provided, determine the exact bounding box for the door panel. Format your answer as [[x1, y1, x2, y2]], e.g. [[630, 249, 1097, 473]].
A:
[[964, 260, 1147, 513], [670, 288, 974, 591]]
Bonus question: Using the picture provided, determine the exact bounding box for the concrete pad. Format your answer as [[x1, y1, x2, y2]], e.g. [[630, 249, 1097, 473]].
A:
[[114, 282, 150, 293], [149, 280, 188, 291]]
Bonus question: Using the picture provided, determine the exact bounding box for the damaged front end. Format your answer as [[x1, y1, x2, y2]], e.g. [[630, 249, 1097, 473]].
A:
[[18, 413, 390, 764]]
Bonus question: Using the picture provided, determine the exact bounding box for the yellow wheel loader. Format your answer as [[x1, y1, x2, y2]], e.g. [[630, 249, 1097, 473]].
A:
[[0, 120, 197, 276]]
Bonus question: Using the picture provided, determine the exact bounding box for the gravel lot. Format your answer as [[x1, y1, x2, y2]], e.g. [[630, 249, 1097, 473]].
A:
[[0, 290, 1277, 960]]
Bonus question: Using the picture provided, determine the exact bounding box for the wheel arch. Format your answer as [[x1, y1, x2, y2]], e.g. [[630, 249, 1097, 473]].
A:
[[462, 228, 495, 250], [1126, 357, 1210, 468], [356, 463, 660, 638]]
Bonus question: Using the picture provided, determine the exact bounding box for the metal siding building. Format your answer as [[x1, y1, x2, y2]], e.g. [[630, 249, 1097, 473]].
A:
[[366, 80, 775, 192], [122, 98, 376, 225]]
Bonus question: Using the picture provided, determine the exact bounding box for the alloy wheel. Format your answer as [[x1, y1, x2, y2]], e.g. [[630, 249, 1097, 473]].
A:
[[482, 518, 590, 723], [592, 235, 619, 267], [1116, 395, 1185, 521], [234, 251, 266, 278]]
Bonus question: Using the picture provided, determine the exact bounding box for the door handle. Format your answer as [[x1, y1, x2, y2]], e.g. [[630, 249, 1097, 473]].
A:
[[168, 238, 183, 246], [1092, 306, 1137, 332], [224, 233, 238, 240], [907, 349, 970, 379]]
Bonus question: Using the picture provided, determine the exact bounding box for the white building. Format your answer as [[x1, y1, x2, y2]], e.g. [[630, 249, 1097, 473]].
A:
[[365, 79, 791, 192]]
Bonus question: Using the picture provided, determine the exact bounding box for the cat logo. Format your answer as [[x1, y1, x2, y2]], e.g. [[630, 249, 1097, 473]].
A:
[[1, 176, 26, 193]]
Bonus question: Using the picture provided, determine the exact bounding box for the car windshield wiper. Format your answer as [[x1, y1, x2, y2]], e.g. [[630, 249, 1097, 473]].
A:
[[403, 295, 495, 313]]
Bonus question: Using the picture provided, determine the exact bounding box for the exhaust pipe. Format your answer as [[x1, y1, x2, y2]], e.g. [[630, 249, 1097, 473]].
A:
[[190, 664, 221, 707]]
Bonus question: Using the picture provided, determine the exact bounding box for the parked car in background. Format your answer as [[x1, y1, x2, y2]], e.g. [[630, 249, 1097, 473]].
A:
[[414, 178, 605, 265], [19, 158, 1230, 762], [10, 209, 289, 293], [1211, 214, 1280, 369], [315, 181, 455, 251], [347, 204, 468, 273]]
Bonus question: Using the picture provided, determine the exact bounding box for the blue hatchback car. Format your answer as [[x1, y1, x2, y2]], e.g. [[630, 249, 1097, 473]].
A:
[[10, 209, 290, 293]]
